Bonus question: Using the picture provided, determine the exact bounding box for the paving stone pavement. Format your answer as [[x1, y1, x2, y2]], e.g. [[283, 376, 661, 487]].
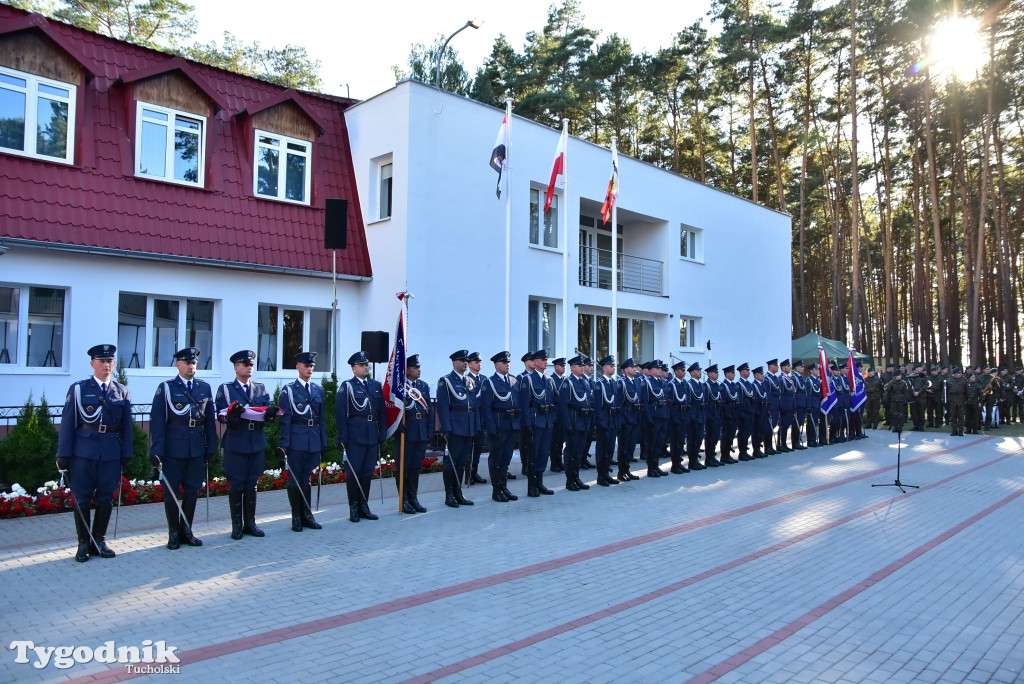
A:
[[2, 431, 1023, 683]]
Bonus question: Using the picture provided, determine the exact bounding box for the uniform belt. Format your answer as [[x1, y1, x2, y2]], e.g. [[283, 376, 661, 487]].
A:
[[79, 422, 122, 433], [571, 407, 593, 414], [450, 406, 474, 412], [503, 409, 522, 417], [306, 419, 319, 427], [533, 404, 554, 413], [169, 417, 201, 428], [229, 419, 265, 431]]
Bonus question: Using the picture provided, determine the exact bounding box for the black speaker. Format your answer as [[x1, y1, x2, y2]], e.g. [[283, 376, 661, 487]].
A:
[[325, 198, 348, 249], [361, 330, 389, 363]]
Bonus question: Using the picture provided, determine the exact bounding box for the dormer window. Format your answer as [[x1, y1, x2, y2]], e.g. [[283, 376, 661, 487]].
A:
[[254, 129, 310, 204], [135, 101, 205, 186], [0, 65, 75, 163]]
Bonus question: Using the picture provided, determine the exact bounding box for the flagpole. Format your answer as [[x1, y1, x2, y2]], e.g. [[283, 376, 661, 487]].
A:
[[504, 98, 513, 351], [561, 118, 569, 359], [610, 136, 618, 365], [397, 290, 410, 514]]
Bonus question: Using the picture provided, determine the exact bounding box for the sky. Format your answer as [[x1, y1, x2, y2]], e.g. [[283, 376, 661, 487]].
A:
[[190, 0, 711, 99]]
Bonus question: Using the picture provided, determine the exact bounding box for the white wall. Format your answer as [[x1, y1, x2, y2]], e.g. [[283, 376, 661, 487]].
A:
[[0, 248, 363, 407]]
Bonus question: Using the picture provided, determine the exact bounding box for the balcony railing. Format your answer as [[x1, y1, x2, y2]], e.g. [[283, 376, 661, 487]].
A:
[[578, 246, 663, 296]]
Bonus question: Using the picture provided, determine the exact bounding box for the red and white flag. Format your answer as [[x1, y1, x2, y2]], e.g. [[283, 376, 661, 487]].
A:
[[544, 128, 567, 212], [489, 114, 509, 199], [382, 304, 406, 439], [600, 146, 619, 224]]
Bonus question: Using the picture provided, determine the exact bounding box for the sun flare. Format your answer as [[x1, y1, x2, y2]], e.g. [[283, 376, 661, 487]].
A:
[[926, 16, 989, 82]]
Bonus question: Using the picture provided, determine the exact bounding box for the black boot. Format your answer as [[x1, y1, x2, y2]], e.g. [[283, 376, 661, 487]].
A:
[[397, 474, 416, 514], [164, 499, 181, 550], [358, 476, 379, 519], [300, 484, 321, 528], [242, 490, 265, 537], [501, 470, 518, 501], [527, 473, 540, 497], [90, 501, 116, 558], [453, 471, 474, 506], [179, 498, 203, 546], [345, 479, 360, 522], [228, 491, 244, 539], [409, 470, 427, 512], [287, 487, 304, 531], [537, 472, 554, 495], [73, 506, 91, 562], [574, 469, 590, 490], [444, 469, 460, 507], [492, 483, 509, 502]]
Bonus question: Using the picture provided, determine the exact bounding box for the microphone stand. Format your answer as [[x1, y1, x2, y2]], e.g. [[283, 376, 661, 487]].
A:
[[872, 418, 918, 493]]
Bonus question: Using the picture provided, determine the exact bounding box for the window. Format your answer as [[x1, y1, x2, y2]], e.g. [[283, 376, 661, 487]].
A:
[[679, 316, 702, 350], [254, 130, 311, 204], [528, 300, 557, 357], [680, 224, 704, 262], [135, 102, 205, 185], [530, 188, 559, 249], [258, 304, 332, 372], [0, 285, 66, 367], [377, 161, 393, 220], [0, 66, 76, 163], [117, 294, 216, 369]]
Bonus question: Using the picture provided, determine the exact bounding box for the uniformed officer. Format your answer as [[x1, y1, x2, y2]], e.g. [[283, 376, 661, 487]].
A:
[[463, 352, 488, 486], [999, 366, 1013, 427], [789, 360, 808, 449], [548, 357, 568, 473], [278, 351, 326, 531], [150, 347, 217, 549], [946, 366, 967, 436], [704, 364, 724, 467], [686, 362, 707, 470], [640, 360, 668, 476], [720, 365, 741, 463], [751, 366, 770, 457], [667, 360, 692, 472], [863, 367, 882, 429], [805, 363, 824, 446], [558, 355, 594, 490], [925, 365, 942, 427], [480, 351, 519, 503], [907, 363, 929, 430], [593, 355, 621, 486], [887, 368, 911, 433], [519, 349, 557, 497], [881, 362, 895, 426], [518, 352, 536, 477], [966, 371, 983, 433], [617, 358, 642, 481], [336, 351, 387, 521], [580, 357, 597, 470], [735, 362, 756, 459], [436, 350, 476, 508], [1013, 367, 1024, 423], [216, 350, 277, 539], [763, 359, 782, 453], [57, 344, 134, 562], [777, 359, 797, 452], [828, 362, 847, 443], [399, 354, 433, 513]]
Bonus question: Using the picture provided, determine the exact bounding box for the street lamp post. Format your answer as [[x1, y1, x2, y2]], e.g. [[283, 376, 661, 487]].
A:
[[434, 19, 482, 89]]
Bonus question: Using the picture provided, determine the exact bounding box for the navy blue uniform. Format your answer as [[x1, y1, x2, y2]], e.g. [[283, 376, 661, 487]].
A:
[[549, 372, 569, 472], [594, 375, 621, 484], [557, 373, 594, 489], [337, 377, 387, 479], [400, 378, 433, 511], [641, 376, 670, 475], [763, 373, 782, 452], [737, 376, 757, 458], [704, 380, 724, 464], [216, 380, 272, 490], [480, 373, 519, 498], [466, 370, 487, 484], [791, 372, 808, 448], [720, 378, 741, 461], [667, 376, 691, 472], [779, 372, 798, 451], [279, 380, 327, 484], [686, 378, 707, 468], [519, 370, 557, 475], [58, 377, 133, 559], [617, 375, 642, 479], [806, 376, 824, 446]]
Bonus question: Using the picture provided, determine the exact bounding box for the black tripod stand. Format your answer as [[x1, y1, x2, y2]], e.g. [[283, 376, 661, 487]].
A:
[[872, 416, 919, 493]]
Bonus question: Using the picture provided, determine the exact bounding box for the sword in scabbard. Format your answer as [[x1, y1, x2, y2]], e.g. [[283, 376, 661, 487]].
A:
[[58, 461, 101, 551], [153, 456, 194, 538], [277, 447, 313, 513]]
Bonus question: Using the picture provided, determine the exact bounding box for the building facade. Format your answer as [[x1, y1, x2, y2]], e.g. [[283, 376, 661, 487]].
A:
[[344, 80, 792, 383], [1, 7, 792, 408]]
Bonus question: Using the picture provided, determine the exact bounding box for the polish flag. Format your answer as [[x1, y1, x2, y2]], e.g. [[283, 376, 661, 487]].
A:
[[544, 128, 567, 212]]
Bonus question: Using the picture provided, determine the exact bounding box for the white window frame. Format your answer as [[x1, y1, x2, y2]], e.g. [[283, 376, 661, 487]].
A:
[[528, 299, 558, 357], [0, 284, 68, 370], [678, 315, 702, 351], [529, 187, 560, 250], [134, 101, 206, 186], [680, 224, 704, 263], [0, 65, 76, 164], [257, 303, 332, 373], [253, 129, 312, 205], [116, 293, 217, 371], [368, 154, 393, 223]]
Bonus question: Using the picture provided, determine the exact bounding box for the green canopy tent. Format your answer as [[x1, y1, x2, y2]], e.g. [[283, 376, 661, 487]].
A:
[[791, 332, 871, 366]]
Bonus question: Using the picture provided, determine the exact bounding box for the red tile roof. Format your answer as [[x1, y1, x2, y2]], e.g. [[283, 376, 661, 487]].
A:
[[0, 6, 371, 278]]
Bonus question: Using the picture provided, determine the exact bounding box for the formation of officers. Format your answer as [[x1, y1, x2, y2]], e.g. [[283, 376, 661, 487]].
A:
[[55, 342, 1021, 562]]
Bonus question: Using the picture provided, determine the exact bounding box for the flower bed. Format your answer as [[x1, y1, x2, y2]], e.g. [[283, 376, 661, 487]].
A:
[[0, 455, 442, 519]]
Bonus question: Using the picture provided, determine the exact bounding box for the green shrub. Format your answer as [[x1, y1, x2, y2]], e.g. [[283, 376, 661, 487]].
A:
[[0, 394, 60, 492]]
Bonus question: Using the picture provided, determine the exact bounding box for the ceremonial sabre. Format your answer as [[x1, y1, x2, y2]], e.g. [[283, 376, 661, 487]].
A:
[[277, 447, 313, 513], [152, 456, 194, 538], [58, 462, 101, 551]]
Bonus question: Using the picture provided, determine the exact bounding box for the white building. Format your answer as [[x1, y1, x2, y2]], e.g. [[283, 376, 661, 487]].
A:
[[343, 79, 792, 384]]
